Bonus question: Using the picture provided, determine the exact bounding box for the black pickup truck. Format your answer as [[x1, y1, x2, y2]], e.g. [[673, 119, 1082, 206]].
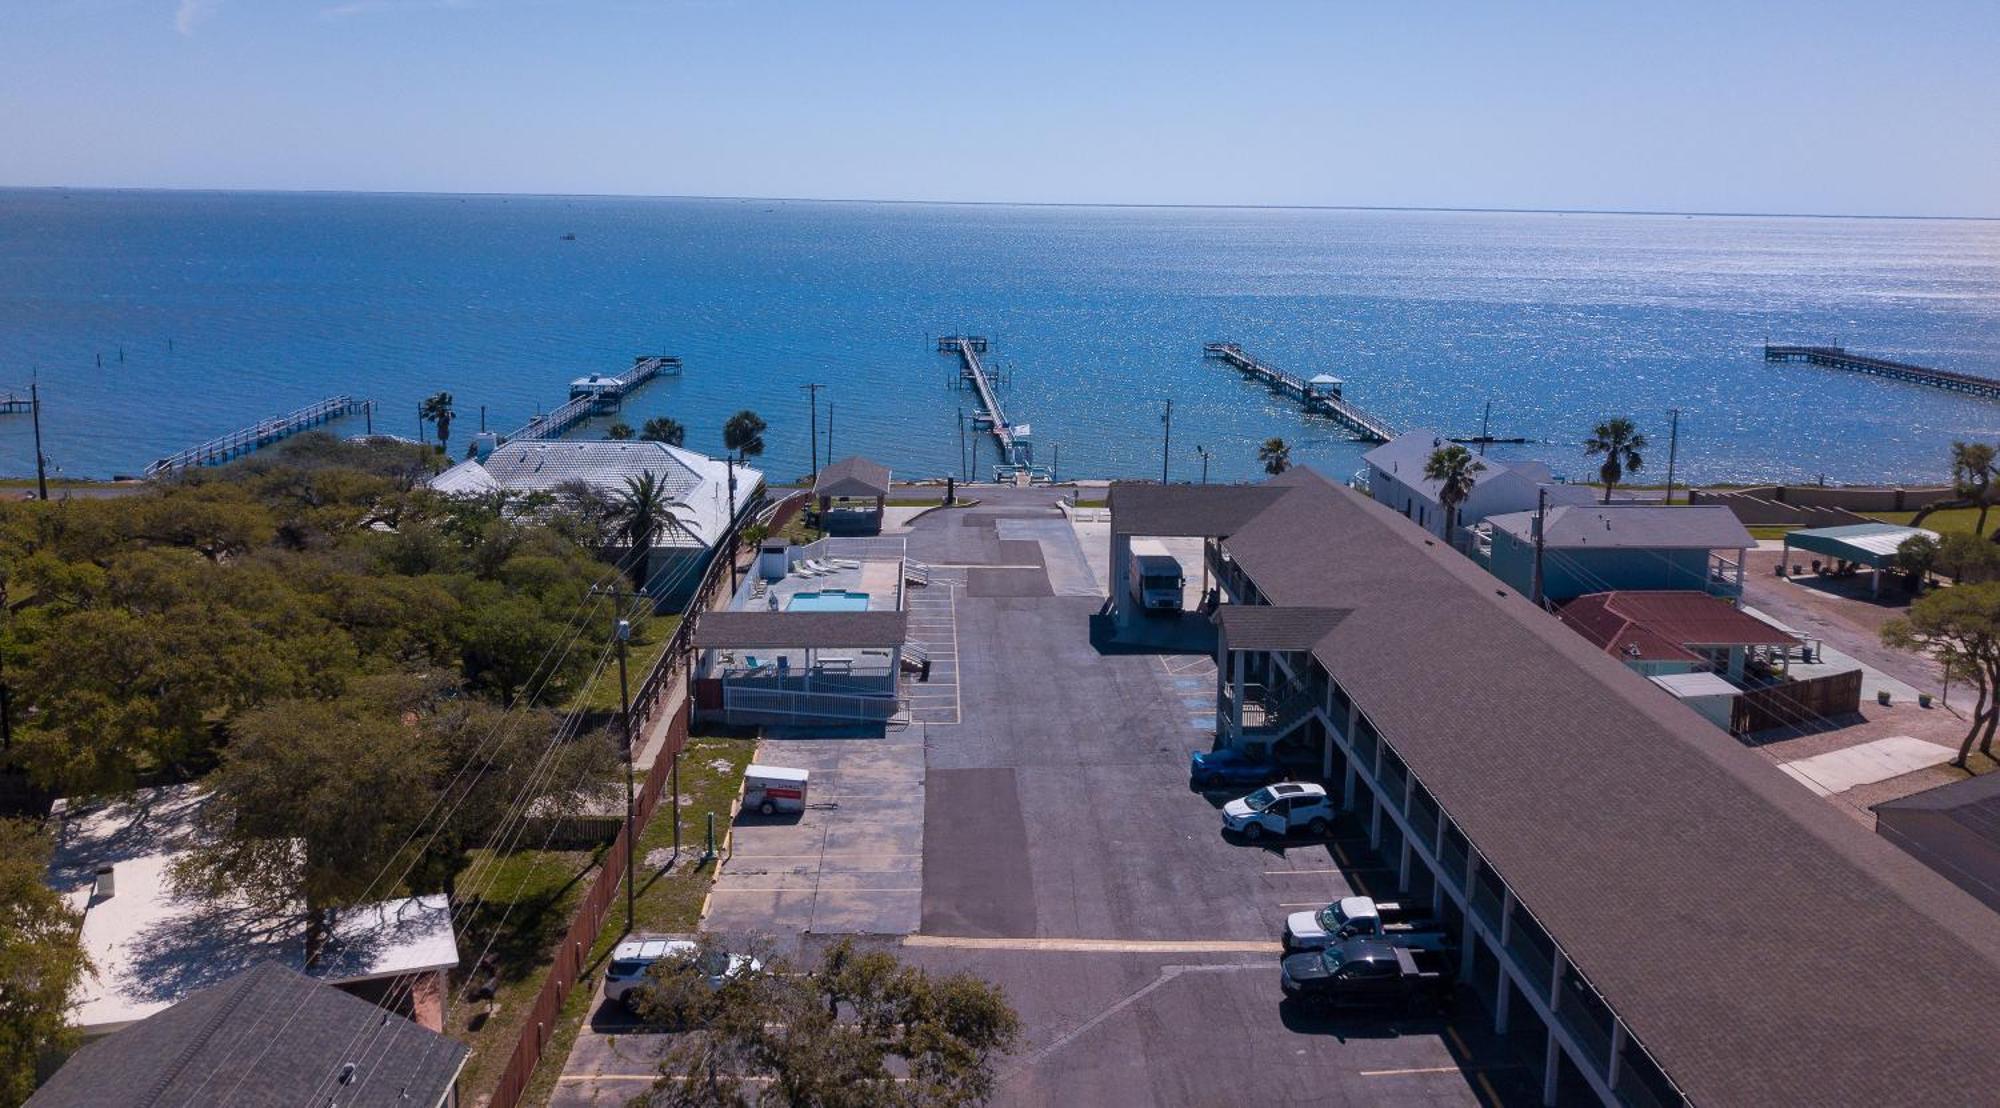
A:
[[1279, 938, 1455, 1013]]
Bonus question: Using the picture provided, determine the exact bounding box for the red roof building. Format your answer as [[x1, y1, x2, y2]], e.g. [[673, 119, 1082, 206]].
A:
[[1556, 590, 1800, 675]]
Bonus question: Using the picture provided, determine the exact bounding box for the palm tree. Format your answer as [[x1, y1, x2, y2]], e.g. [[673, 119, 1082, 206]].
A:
[[419, 391, 455, 454], [1423, 444, 1486, 539], [641, 416, 686, 447], [1584, 417, 1647, 503], [604, 421, 634, 441], [1257, 438, 1291, 475], [614, 472, 670, 590], [722, 410, 767, 462]]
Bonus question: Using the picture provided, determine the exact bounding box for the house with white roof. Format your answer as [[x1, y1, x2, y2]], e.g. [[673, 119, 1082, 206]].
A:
[[47, 785, 460, 1038], [1360, 429, 1593, 544], [432, 439, 763, 606]]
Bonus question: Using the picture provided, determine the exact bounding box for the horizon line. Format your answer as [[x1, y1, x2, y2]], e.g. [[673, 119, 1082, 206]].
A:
[[3, 183, 1996, 223]]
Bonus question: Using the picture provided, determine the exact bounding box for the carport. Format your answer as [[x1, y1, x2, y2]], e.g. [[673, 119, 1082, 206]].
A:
[[1104, 481, 1288, 626], [694, 610, 908, 726], [1781, 522, 1938, 596]]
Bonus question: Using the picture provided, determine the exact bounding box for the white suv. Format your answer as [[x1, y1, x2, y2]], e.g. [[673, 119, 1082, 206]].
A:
[[1221, 782, 1334, 841], [603, 938, 760, 1011]]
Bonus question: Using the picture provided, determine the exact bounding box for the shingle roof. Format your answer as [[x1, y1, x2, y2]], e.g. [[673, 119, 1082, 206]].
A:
[[1215, 605, 1350, 652], [814, 456, 892, 500], [1556, 591, 1800, 663], [696, 610, 908, 649], [1213, 469, 2000, 1106], [1108, 481, 1289, 537], [1486, 503, 1753, 549], [27, 962, 466, 1108]]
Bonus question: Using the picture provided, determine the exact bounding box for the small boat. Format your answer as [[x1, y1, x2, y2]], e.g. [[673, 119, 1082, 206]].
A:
[[560, 232, 577, 241]]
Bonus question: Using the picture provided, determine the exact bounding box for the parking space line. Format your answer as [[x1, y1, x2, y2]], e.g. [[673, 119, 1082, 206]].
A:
[[1263, 868, 1345, 875], [1359, 1066, 1470, 1077], [904, 935, 1280, 954], [711, 886, 921, 894]]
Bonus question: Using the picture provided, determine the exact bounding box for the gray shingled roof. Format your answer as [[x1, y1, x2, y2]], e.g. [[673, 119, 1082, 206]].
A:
[[1214, 604, 1350, 651], [814, 456, 892, 500], [1484, 503, 1753, 549], [696, 610, 909, 649], [1108, 482, 1289, 537], [28, 962, 466, 1108], [1213, 470, 2000, 1106]]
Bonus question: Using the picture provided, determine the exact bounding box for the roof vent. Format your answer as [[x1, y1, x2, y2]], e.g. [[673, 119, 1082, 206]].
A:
[[90, 866, 115, 903]]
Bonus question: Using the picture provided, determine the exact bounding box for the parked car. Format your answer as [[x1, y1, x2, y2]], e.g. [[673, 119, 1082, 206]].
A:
[[1283, 896, 1450, 954], [1189, 747, 1281, 789], [1280, 938, 1455, 1013], [604, 938, 761, 1012], [1222, 782, 1334, 841]]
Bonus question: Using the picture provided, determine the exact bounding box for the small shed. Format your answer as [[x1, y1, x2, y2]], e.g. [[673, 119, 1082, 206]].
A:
[[1648, 671, 1740, 732], [1782, 522, 1939, 596], [813, 456, 892, 535]]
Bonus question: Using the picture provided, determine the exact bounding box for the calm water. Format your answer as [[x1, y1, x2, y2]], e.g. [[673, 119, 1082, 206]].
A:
[[3, 189, 1999, 485]]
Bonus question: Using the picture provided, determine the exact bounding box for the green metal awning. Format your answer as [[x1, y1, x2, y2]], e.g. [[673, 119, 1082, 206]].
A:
[[1784, 523, 1938, 569]]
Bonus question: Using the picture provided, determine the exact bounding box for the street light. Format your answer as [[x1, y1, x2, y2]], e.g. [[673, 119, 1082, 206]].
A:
[[1195, 445, 1211, 485]]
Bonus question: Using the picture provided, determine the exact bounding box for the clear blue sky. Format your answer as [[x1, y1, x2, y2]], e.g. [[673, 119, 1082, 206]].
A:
[[3, 0, 1997, 216]]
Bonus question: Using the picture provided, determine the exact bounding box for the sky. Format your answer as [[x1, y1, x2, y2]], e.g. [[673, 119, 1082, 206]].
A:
[[2, 1, 1998, 216]]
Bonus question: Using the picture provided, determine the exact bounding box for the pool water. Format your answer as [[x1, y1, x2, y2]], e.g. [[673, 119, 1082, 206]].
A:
[[786, 590, 872, 613]]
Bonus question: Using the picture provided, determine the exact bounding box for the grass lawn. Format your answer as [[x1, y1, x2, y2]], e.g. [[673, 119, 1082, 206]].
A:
[[572, 616, 681, 715], [1863, 507, 1986, 535], [450, 844, 604, 1104], [516, 732, 757, 1107]]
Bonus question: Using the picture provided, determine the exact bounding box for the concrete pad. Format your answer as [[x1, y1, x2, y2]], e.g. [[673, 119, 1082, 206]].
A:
[[1778, 735, 1957, 796]]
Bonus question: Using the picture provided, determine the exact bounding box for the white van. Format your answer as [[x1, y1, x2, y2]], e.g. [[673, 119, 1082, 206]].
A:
[[743, 764, 809, 816], [1129, 539, 1186, 612]]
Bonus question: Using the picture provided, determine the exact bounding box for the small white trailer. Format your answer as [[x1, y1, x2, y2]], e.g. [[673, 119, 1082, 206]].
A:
[[743, 764, 810, 816]]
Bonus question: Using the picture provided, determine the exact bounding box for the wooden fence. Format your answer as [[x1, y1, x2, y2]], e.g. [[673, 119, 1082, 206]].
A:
[[485, 489, 808, 1108], [1731, 669, 1864, 735]]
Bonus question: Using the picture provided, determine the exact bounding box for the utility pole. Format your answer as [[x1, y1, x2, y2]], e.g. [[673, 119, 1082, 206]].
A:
[[726, 456, 739, 593], [1160, 399, 1174, 484], [826, 402, 834, 462], [1479, 400, 1492, 457], [29, 380, 48, 501], [1051, 443, 1060, 484], [615, 616, 635, 936], [480, 404, 486, 433], [802, 383, 825, 481], [1531, 487, 1548, 609], [1196, 445, 1211, 485], [958, 408, 968, 483], [1663, 408, 1681, 505]]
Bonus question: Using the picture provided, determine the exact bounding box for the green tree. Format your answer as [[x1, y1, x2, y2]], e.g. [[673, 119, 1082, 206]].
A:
[[0, 819, 89, 1106], [1257, 438, 1291, 475], [1937, 532, 2000, 585], [173, 680, 443, 961], [642, 938, 1019, 1108], [1423, 443, 1486, 538], [1883, 583, 2000, 766], [1915, 441, 2000, 535], [420, 391, 456, 454], [722, 410, 767, 463], [614, 472, 673, 592], [641, 417, 687, 447], [1895, 532, 1941, 589], [605, 421, 635, 441], [1583, 417, 1647, 503]]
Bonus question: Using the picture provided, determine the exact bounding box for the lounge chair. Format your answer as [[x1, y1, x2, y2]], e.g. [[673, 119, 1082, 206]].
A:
[[830, 557, 862, 570], [743, 655, 765, 671]]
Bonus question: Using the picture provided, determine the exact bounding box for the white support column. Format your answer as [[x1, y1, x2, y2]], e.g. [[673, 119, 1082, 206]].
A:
[[1109, 531, 1134, 624], [1231, 651, 1246, 739], [1343, 760, 1359, 813], [1495, 971, 1511, 1035], [1398, 837, 1413, 892], [1215, 622, 1231, 738], [1543, 1035, 1561, 1106], [1607, 1021, 1627, 1092]]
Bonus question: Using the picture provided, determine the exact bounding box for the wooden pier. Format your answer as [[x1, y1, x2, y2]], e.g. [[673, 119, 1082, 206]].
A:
[[1202, 343, 1396, 442], [511, 355, 680, 442], [145, 395, 373, 477], [0, 394, 31, 415], [939, 335, 1034, 469], [1764, 344, 2000, 400]]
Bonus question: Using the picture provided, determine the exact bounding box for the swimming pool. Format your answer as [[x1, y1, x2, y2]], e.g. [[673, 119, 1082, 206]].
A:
[[786, 590, 872, 613]]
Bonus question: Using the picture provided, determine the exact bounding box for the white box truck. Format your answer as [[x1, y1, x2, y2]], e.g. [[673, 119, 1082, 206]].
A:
[[743, 764, 809, 816], [1129, 539, 1186, 613]]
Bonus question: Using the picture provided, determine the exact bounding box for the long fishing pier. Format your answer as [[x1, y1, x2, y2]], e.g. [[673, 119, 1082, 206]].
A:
[[145, 395, 373, 477], [1764, 344, 2000, 400], [509, 354, 680, 442], [1203, 342, 1396, 442], [939, 335, 1032, 467]]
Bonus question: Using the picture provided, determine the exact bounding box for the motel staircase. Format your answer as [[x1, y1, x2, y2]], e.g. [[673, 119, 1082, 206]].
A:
[[904, 562, 932, 587], [1232, 675, 1321, 745]]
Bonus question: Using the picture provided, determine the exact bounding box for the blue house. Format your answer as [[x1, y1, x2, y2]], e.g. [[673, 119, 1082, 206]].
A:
[[1478, 504, 1754, 605]]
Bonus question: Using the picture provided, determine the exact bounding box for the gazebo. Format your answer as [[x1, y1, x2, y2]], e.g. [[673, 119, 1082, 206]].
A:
[[813, 456, 892, 535], [1781, 522, 1939, 596]]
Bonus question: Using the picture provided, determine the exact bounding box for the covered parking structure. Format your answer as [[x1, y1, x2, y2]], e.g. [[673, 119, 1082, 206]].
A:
[[812, 456, 892, 535], [1781, 521, 1938, 595], [1128, 468, 2000, 1106], [1103, 482, 1286, 626], [694, 609, 908, 726]]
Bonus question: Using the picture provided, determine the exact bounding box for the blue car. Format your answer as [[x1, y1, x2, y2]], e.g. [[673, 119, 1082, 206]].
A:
[[1189, 747, 1281, 789]]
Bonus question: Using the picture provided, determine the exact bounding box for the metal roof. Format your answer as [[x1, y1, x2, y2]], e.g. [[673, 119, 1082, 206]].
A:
[[26, 962, 466, 1108], [1209, 469, 2000, 1106], [1556, 591, 1799, 664], [431, 440, 762, 548], [696, 610, 908, 649], [1486, 503, 1754, 550], [1785, 522, 1939, 568]]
